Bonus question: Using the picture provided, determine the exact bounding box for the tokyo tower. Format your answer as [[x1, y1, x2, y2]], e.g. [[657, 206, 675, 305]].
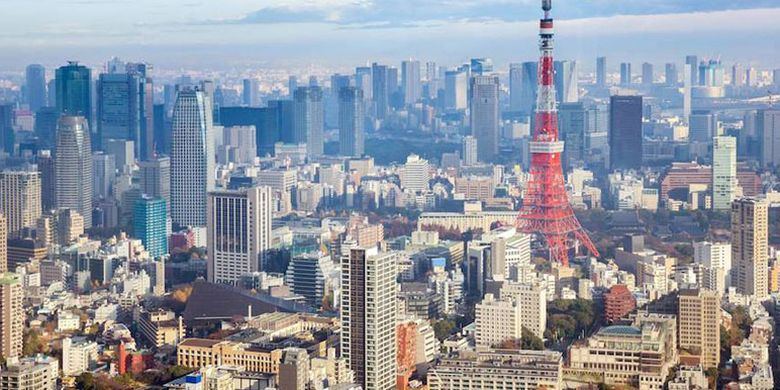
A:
[[516, 0, 600, 266]]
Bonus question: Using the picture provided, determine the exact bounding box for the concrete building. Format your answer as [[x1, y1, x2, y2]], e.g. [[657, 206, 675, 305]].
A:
[[0, 171, 41, 239], [678, 289, 720, 369], [338, 86, 365, 158], [133, 196, 168, 258], [293, 86, 324, 158], [462, 135, 477, 166], [693, 241, 731, 294], [62, 337, 99, 376], [475, 293, 521, 349], [0, 356, 58, 390], [138, 156, 171, 209], [428, 349, 562, 390], [401, 154, 430, 193], [177, 339, 282, 374], [278, 348, 309, 390], [341, 247, 397, 390], [55, 116, 93, 228], [469, 75, 500, 162], [207, 187, 273, 285], [604, 284, 636, 322], [498, 281, 546, 340], [137, 309, 185, 348], [732, 198, 768, 300], [171, 87, 215, 228], [0, 272, 23, 359]]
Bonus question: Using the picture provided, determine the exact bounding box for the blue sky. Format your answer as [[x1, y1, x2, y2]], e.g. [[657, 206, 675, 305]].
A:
[[0, 0, 779, 69]]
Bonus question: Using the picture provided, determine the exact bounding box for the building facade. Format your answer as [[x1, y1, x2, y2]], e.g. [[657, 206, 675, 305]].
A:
[[55, 116, 93, 228]]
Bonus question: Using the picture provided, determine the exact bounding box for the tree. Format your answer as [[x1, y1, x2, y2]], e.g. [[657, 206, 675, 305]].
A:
[[433, 319, 456, 341], [75, 372, 98, 390], [23, 329, 48, 356], [521, 327, 544, 350]]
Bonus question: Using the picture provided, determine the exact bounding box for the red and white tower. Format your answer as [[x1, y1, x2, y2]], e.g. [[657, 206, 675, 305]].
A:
[[516, 0, 600, 266]]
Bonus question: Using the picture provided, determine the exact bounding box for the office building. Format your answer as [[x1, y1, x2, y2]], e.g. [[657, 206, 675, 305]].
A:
[[619, 63, 631, 86], [284, 252, 335, 306], [138, 156, 171, 209], [242, 78, 259, 107], [279, 348, 309, 390], [596, 56, 607, 87], [0, 105, 14, 154], [55, 61, 92, 129], [683, 63, 693, 120], [732, 64, 745, 87], [470, 58, 493, 75], [220, 125, 256, 164], [678, 289, 720, 369], [462, 135, 477, 166], [0, 215, 5, 273], [105, 138, 134, 174], [712, 136, 737, 211], [665, 63, 678, 86], [469, 75, 500, 162], [685, 55, 699, 85], [732, 198, 768, 300], [134, 196, 168, 258], [401, 60, 421, 106], [341, 247, 397, 390], [220, 106, 281, 156], [25, 64, 47, 112], [96, 70, 150, 156], [207, 186, 273, 285], [609, 95, 643, 171], [0, 171, 41, 239], [498, 281, 546, 339], [91, 152, 115, 202], [641, 62, 654, 85], [519, 61, 538, 115], [55, 116, 93, 228], [568, 314, 677, 388], [177, 338, 282, 374], [62, 337, 99, 376], [689, 110, 717, 143], [171, 88, 215, 227], [554, 60, 578, 103], [694, 241, 732, 292], [0, 272, 23, 359], [401, 154, 430, 193], [34, 107, 59, 149], [338, 86, 365, 157], [756, 109, 780, 168], [293, 86, 324, 158], [475, 293, 521, 349], [604, 284, 636, 322], [372, 63, 389, 119], [428, 350, 562, 390], [558, 102, 586, 169], [508, 63, 524, 112], [444, 70, 468, 111]]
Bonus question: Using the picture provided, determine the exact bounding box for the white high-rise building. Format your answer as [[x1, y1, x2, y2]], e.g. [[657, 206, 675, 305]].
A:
[[475, 293, 521, 349], [401, 154, 430, 193], [341, 247, 397, 390], [402, 59, 421, 106], [0, 171, 42, 238], [207, 186, 273, 286], [499, 281, 547, 340], [732, 198, 768, 300], [62, 337, 99, 376], [293, 86, 324, 159], [55, 116, 93, 228], [171, 88, 215, 227], [693, 241, 732, 294], [444, 70, 468, 110], [462, 136, 478, 167], [712, 136, 737, 210]]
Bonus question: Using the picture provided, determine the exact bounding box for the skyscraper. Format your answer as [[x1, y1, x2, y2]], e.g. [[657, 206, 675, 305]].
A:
[[519, 62, 538, 115], [371, 63, 389, 119], [34, 107, 59, 150], [341, 247, 397, 390], [242, 79, 259, 107], [0, 105, 14, 155], [91, 152, 115, 202], [731, 64, 745, 87], [444, 70, 468, 111], [683, 63, 693, 120], [55, 62, 92, 130], [138, 156, 171, 210], [559, 102, 586, 169], [0, 272, 23, 360], [0, 171, 42, 239], [170, 88, 215, 227], [732, 198, 768, 300], [508, 63, 523, 112], [293, 86, 324, 158], [689, 110, 717, 143], [685, 55, 699, 86], [401, 154, 430, 193], [619, 63, 632, 86], [756, 109, 780, 168], [0, 214, 5, 273], [338, 87, 365, 157], [678, 289, 720, 369], [554, 60, 578, 103], [469, 75, 500, 162], [267, 100, 295, 146], [25, 64, 47, 113], [401, 60, 421, 106], [664, 63, 678, 86], [133, 196, 168, 259], [462, 135, 478, 166], [712, 136, 737, 211], [36, 150, 56, 212], [596, 57, 607, 87], [609, 95, 643, 171], [55, 116, 93, 228], [207, 186, 272, 285], [641, 63, 653, 85], [96, 71, 147, 155]]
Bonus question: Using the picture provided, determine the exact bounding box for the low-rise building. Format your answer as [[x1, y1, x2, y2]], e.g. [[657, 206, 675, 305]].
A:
[[177, 339, 283, 374], [428, 349, 562, 390], [0, 356, 59, 390], [137, 309, 185, 348]]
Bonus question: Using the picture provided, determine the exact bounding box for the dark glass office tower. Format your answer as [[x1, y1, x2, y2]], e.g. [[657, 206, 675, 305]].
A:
[[339, 87, 365, 157], [559, 102, 586, 170], [609, 95, 643, 171], [25, 64, 47, 112], [55, 62, 92, 130]]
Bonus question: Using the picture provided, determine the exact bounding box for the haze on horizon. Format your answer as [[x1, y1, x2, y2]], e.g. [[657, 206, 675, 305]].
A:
[[1, 0, 779, 70]]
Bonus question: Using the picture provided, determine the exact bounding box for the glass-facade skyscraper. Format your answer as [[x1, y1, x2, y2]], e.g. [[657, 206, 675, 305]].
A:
[[55, 116, 93, 228], [293, 86, 324, 158], [133, 196, 168, 258], [25, 64, 47, 113], [339, 86, 365, 157], [469, 75, 499, 163], [609, 95, 643, 171], [55, 62, 92, 131]]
